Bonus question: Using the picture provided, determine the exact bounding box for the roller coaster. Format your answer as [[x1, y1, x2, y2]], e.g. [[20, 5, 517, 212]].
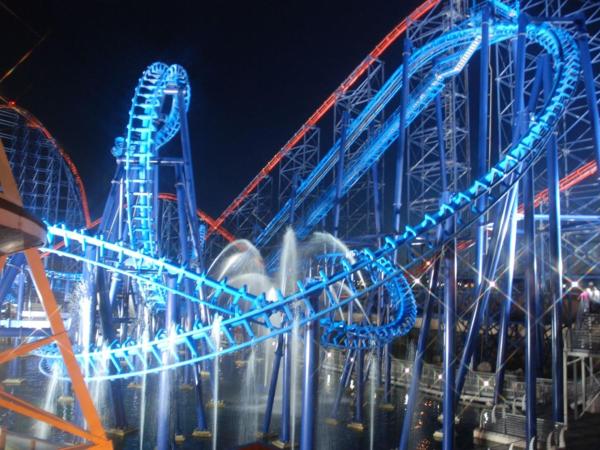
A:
[[1, 0, 600, 449]]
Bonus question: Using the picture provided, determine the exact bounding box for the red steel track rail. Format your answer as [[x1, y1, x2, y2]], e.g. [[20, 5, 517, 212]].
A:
[[209, 0, 442, 236]]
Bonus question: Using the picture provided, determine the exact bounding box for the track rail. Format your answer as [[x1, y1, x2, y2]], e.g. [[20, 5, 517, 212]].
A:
[[36, 12, 581, 381], [207, 0, 441, 238]]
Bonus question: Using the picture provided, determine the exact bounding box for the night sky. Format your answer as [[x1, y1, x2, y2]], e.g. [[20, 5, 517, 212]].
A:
[[2, 0, 420, 218]]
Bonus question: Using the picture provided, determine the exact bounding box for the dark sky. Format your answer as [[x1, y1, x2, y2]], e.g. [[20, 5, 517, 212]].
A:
[[2, 0, 420, 218]]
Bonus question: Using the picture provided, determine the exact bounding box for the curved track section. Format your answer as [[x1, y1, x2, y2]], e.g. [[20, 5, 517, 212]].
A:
[[122, 63, 190, 256], [39, 16, 580, 381]]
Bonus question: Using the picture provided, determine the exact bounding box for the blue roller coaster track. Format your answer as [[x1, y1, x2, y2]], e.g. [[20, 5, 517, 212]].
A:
[[35, 8, 581, 384]]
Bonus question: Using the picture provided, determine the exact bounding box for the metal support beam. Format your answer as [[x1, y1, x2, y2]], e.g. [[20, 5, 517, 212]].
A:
[[494, 186, 518, 404], [442, 219, 456, 450], [156, 277, 177, 450], [543, 53, 564, 425], [262, 335, 283, 436], [473, 3, 490, 369], [333, 112, 349, 237], [393, 38, 412, 249], [399, 252, 440, 450], [280, 331, 292, 444], [353, 349, 364, 425], [299, 297, 319, 450], [576, 18, 600, 177], [329, 350, 355, 420], [401, 90, 448, 449], [96, 270, 127, 429]]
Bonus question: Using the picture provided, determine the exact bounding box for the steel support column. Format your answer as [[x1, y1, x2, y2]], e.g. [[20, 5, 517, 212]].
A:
[[353, 349, 364, 425], [156, 277, 177, 450], [262, 335, 283, 436], [513, 13, 537, 447], [393, 38, 412, 249], [329, 350, 355, 421], [493, 187, 518, 404], [333, 112, 349, 237], [472, 3, 490, 369], [543, 53, 564, 425], [442, 219, 456, 450], [385, 37, 412, 406], [299, 297, 319, 450], [399, 254, 440, 450], [576, 18, 600, 176], [401, 89, 448, 450], [96, 270, 127, 430], [280, 331, 292, 444]]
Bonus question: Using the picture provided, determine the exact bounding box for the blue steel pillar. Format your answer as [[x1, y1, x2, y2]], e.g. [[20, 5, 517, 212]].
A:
[[175, 166, 209, 433], [262, 335, 283, 437], [401, 89, 448, 450], [514, 13, 537, 447], [393, 37, 412, 249], [399, 254, 440, 450], [299, 296, 319, 450], [329, 350, 355, 421], [523, 160, 538, 449], [96, 269, 127, 430], [576, 18, 600, 176], [333, 111, 349, 237], [351, 349, 365, 427], [456, 12, 528, 399], [456, 187, 518, 396], [371, 158, 384, 386], [157, 277, 177, 450], [385, 37, 411, 406], [472, 2, 490, 370], [493, 189, 518, 404], [543, 54, 564, 425], [442, 218, 457, 450], [280, 330, 292, 444]]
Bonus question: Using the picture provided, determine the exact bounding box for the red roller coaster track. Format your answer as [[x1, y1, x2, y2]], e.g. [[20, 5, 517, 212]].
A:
[[207, 0, 442, 236]]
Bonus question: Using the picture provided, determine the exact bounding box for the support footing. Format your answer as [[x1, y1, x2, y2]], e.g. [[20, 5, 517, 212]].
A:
[[272, 439, 295, 449], [347, 422, 365, 432], [1, 378, 24, 386], [255, 431, 277, 439], [379, 403, 395, 412], [174, 433, 185, 443], [437, 414, 460, 424], [57, 395, 74, 405], [106, 427, 137, 438], [206, 399, 225, 408], [324, 418, 339, 426], [192, 429, 212, 439]]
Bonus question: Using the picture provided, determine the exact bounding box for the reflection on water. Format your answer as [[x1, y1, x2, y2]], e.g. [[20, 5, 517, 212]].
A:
[[0, 349, 496, 450]]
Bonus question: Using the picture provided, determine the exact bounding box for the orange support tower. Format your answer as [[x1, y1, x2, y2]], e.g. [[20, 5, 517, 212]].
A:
[[0, 139, 112, 449]]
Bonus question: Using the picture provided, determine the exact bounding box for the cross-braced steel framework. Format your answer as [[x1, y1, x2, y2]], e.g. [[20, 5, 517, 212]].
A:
[[1, 2, 600, 450]]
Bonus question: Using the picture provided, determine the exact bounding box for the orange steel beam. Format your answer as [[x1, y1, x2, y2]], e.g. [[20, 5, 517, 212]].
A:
[[0, 389, 104, 445], [209, 0, 441, 236], [0, 334, 57, 364], [23, 242, 111, 448], [0, 140, 111, 449], [158, 192, 236, 242]]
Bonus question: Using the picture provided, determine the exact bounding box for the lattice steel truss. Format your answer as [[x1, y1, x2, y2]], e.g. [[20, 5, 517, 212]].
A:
[[0, 104, 86, 307]]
